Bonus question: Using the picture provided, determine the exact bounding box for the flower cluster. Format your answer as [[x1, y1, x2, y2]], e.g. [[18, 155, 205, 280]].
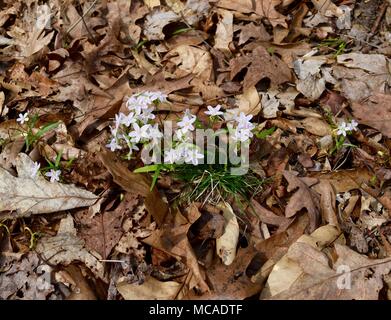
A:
[[30, 161, 61, 183], [106, 91, 167, 158], [107, 93, 257, 166], [336, 119, 358, 137], [163, 110, 204, 165], [227, 111, 255, 143]]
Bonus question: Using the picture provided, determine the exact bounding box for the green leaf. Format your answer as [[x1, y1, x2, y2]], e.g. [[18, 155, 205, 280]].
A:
[[150, 166, 162, 191], [35, 122, 59, 139], [172, 27, 192, 36], [134, 164, 160, 173], [256, 127, 276, 139]]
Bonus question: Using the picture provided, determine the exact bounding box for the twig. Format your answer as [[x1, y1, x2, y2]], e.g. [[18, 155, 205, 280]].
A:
[[370, 2, 388, 36]]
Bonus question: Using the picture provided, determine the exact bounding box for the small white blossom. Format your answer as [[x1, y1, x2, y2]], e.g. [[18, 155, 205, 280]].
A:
[[177, 113, 196, 133], [164, 148, 179, 164], [232, 128, 253, 142], [30, 162, 41, 178], [347, 119, 358, 131], [184, 148, 204, 165], [106, 138, 122, 152], [175, 128, 192, 142], [17, 112, 29, 124], [337, 122, 349, 137], [144, 91, 167, 103], [121, 112, 137, 127], [148, 124, 163, 143], [129, 123, 151, 143], [235, 112, 255, 130], [205, 105, 224, 117], [139, 107, 156, 123], [45, 169, 61, 183]]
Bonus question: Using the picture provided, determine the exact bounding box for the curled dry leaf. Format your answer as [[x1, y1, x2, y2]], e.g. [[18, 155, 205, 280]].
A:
[[188, 245, 263, 299], [0, 153, 98, 218], [230, 46, 292, 89], [117, 276, 181, 300], [269, 242, 391, 300], [99, 148, 168, 226], [293, 57, 327, 100], [236, 86, 261, 116], [217, 0, 287, 27], [214, 9, 234, 53], [143, 205, 209, 293], [216, 202, 239, 266], [283, 171, 320, 232], [311, 0, 343, 17], [261, 224, 344, 298], [143, 1, 210, 40], [166, 45, 213, 81]]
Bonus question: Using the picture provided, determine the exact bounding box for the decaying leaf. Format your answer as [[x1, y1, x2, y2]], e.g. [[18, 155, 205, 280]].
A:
[[36, 215, 105, 280], [214, 9, 234, 53], [230, 46, 292, 89], [261, 224, 344, 298], [99, 148, 168, 226], [351, 94, 391, 138], [143, 205, 209, 293], [75, 193, 139, 259], [117, 276, 181, 300], [293, 56, 327, 100], [268, 243, 391, 300], [0, 252, 54, 300], [216, 202, 239, 265], [0, 153, 98, 218], [3, 3, 54, 62], [283, 171, 320, 232]]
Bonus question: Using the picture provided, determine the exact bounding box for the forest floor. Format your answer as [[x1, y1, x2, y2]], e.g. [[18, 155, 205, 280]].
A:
[[1, 0, 391, 300]]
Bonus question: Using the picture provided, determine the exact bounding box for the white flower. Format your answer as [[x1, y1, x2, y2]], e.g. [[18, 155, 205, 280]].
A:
[[235, 112, 255, 130], [337, 122, 349, 137], [232, 128, 253, 142], [164, 148, 179, 164], [144, 91, 167, 103], [175, 128, 192, 142], [347, 119, 358, 131], [129, 123, 151, 143], [106, 138, 122, 152], [16, 112, 29, 124], [148, 124, 163, 143], [45, 169, 61, 183], [114, 113, 125, 128], [184, 148, 204, 165], [30, 162, 40, 178], [205, 105, 224, 117], [139, 107, 155, 123], [177, 113, 196, 133], [121, 112, 136, 127], [110, 125, 118, 137]]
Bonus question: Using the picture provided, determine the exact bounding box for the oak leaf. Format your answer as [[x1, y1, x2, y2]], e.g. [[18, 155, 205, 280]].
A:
[[0, 153, 98, 218]]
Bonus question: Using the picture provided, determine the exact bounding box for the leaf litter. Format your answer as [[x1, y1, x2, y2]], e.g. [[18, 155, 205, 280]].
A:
[[0, 0, 391, 301]]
